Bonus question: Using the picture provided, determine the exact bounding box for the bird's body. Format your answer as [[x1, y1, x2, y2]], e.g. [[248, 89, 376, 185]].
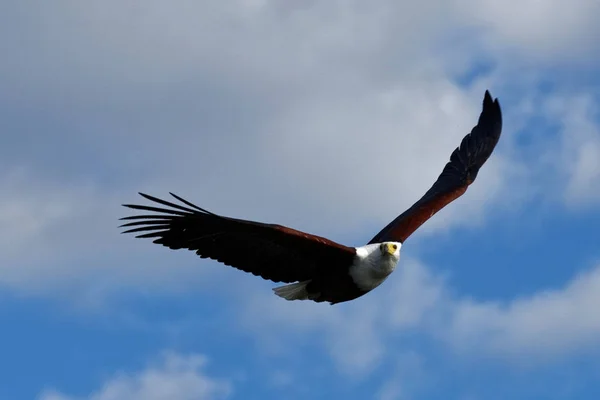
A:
[[120, 90, 503, 304], [350, 242, 401, 292], [273, 241, 401, 303]]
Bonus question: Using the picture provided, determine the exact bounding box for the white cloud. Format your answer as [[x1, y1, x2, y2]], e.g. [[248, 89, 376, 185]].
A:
[[0, 167, 101, 288], [239, 256, 600, 374], [236, 259, 443, 375], [0, 167, 89, 261], [0, 0, 539, 295], [0, 168, 224, 300], [544, 94, 600, 207], [237, 277, 386, 376], [1, 2, 599, 376], [268, 370, 294, 388], [377, 351, 426, 400], [1, 3, 599, 399], [446, 263, 600, 361], [455, 0, 600, 65], [415, 259, 600, 360], [38, 352, 231, 400]]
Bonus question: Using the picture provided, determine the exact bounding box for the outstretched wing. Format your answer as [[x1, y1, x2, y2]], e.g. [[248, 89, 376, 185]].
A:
[[120, 193, 356, 283], [368, 90, 503, 244]]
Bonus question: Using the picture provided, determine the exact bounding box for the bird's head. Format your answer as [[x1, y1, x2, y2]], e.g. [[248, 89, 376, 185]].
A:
[[379, 241, 401, 259]]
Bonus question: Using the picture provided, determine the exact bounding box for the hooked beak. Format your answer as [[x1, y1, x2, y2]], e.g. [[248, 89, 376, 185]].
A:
[[383, 243, 397, 256]]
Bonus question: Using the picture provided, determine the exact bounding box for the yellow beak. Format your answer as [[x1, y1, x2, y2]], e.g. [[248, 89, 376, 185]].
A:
[[385, 243, 396, 255]]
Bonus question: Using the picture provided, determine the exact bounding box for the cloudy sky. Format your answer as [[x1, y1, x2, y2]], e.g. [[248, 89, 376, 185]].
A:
[[2, 1, 600, 399]]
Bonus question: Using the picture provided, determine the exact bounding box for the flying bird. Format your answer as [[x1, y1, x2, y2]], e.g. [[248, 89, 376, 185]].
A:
[[120, 90, 502, 304]]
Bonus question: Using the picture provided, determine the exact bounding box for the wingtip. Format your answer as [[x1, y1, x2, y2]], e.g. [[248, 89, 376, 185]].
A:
[[480, 90, 502, 124], [483, 89, 494, 105], [138, 192, 153, 201], [483, 89, 501, 109]]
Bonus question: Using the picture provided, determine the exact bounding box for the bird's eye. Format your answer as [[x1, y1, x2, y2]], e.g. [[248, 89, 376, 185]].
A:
[[392, 244, 397, 250]]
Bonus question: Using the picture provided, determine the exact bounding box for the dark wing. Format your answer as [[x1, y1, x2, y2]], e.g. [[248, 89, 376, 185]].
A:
[[120, 192, 356, 283], [368, 90, 503, 244]]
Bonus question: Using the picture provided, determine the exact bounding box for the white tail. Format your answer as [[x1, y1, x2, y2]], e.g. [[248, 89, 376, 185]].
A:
[[272, 280, 312, 301]]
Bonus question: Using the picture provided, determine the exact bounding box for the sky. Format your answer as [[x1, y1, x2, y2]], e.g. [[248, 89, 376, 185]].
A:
[[2, 1, 600, 399]]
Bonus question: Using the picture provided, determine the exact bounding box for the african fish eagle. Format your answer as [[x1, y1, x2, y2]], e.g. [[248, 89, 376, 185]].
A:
[[120, 90, 502, 304]]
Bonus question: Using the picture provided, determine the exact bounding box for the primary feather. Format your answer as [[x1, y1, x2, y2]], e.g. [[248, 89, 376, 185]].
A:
[[120, 193, 356, 284]]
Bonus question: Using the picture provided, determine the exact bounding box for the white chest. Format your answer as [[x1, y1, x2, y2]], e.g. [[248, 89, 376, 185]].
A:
[[348, 248, 399, 292]]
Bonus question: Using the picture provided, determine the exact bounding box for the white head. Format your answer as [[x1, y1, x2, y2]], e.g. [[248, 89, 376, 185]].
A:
[[350, 241, 402, 291], [378, 241, 401, 260]]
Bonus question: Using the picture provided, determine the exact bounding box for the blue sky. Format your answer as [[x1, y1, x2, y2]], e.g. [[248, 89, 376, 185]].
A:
[[2, 1, 600, 399]]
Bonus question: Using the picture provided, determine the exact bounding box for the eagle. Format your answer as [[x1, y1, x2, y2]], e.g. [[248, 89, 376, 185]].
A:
[[120, 90, 502, 304]]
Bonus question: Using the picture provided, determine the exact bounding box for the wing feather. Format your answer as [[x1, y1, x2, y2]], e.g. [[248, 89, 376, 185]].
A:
[[368, 90, 503, 244], [120, 193, 356, 283]]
